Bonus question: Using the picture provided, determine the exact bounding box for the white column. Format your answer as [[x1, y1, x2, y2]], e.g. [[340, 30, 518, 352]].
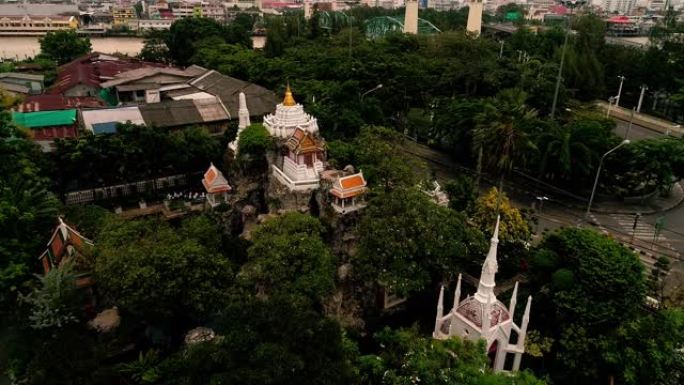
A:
[[512, 296, 532, 371], [453, 273, 462, 310], [404, 0, 419, 34], [466, 0, 484, 36], [481, 294, 492, 340]]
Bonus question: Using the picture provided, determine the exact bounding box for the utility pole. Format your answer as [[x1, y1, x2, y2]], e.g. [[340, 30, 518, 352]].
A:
[[624, 107, 635, 139], [637, 84, 648, 113], [616, 75, 626, 107], [499, 40, 504, 58], [550, 0, 586, 119]]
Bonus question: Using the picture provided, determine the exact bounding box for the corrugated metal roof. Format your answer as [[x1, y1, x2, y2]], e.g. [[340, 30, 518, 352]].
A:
[[139, 98, 229, 128], [0, 72, 44, 81], [190, 70, 277, 117], [12, 109, 77, 128], [81, 106, 145, 133]]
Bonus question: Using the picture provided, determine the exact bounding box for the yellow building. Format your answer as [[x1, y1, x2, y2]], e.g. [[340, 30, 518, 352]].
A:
[[112, 6, 137, 26], [0, 15, 78, 35]]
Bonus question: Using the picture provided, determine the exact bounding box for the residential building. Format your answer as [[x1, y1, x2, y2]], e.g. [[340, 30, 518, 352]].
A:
[[112, 6, 137, 25], [0, 15, 78, 35], [0, 72, 44, 95], [99, 66, 205, 105], [12, 109, 79, 150], [49, 52, 166, 97], [80, 106, 146, 134], [263, 85, 318, 138], [138, 97, 231, 134], [433, 217, 532, 372], [189, 69, 278, 118], [202, 163, 231, 207], [604, 0, 638, 13], [16, 95, 104, 112]]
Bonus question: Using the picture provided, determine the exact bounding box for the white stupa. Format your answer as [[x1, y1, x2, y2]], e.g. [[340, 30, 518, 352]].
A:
[[263, 85, 319, 139]]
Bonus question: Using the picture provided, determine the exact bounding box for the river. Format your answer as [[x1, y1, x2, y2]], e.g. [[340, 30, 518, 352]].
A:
[[0, 35, 266, 60]]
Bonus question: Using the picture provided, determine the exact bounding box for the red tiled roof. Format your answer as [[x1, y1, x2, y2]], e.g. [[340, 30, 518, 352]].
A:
[[48, 52, 166, 95], [202, 164, 231, 194], [17, 95, 104, 112], [331, 172, 367, 199]]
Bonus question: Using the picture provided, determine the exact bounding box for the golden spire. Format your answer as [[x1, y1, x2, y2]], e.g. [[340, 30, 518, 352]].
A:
[[283, 84, 296, 107]]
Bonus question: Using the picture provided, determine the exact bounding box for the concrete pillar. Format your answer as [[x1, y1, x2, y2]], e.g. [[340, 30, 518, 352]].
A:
[[404, 0, 419, 34], [433, 285, 445, 337], [466, 0, 483, 36]]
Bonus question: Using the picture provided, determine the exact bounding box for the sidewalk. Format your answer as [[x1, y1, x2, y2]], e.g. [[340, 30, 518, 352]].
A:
[[588, 182, 684, 215], [597, 101, 683, 137]]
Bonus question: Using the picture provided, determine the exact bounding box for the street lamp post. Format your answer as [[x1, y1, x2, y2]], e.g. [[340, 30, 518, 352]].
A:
[[615, 75, 626, 107], [361, 84, 383, 101], [535, 196, 549, 234], [585, 140, 630, 219], [550, 0, 586, 119], [637, 84, 648, 113]]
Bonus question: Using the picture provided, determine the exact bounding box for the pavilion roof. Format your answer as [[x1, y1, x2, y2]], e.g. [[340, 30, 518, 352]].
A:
[[331, 171, 368, 199], [285, 128, 325, 155], [202, 163, 231, 194]]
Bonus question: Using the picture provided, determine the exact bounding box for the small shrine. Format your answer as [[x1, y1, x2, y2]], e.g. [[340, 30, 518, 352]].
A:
[[330, 171, 368, 214], [423, 180, 449, 207], [433, 216, 531, 372], [273, 127, 326, 191], [263, 85, 319, 138], [38, 218, 95, 288], [202, 163, 231, 207]]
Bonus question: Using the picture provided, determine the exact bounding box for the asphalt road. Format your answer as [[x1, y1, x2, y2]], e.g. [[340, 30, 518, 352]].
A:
[[614, 118, 661, 141]]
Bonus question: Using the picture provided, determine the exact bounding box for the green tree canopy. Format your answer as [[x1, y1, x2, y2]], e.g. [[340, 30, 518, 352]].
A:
[[529, 228, 645, 384], [239, 212, 335, 303], [355, 187, 484, 295], [39, 30, 91, 65], [359, 327, 545, 385], [95, 215, 233, 322]]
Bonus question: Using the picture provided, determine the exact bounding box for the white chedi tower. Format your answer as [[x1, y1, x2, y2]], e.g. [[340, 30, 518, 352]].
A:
[[263, 85, 319, 139], [433, 216, 532, 372], [466, 0, 484, 36], [229, 92, 250, 153]]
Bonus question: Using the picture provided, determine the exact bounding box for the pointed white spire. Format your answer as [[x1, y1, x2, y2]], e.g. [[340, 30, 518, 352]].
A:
[[518, 296, 532, 349], [475, 215, 500, 304], [509, 281, 519, 318], [436, 285, 445, 319], [453, 273, 462, 311], [238, 92, 250, 129], [434, 285, 445, 337]]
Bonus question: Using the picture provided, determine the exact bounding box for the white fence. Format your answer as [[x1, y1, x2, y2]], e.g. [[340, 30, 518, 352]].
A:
[[64, 173, 199, 205]]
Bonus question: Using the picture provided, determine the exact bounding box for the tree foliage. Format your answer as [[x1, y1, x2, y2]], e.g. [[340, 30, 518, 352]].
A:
[[529, 228, 645, 384], [355, 187, 484, 295], [240, 212, 335, 303], [39, 30, 91, 65], [95, 216, 233, 322]]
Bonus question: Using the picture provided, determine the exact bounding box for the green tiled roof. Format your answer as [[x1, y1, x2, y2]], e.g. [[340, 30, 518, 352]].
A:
[[12, 109, 77, 128]]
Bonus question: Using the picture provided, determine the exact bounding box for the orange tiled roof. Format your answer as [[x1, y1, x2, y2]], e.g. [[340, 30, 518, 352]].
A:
[[331, 172, 368, 199], [202, 163, 231, 194], [286, 127, 324, 155]]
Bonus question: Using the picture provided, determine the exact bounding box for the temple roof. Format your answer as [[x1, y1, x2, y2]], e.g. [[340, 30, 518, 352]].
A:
[[455, 296, 510, 329], [331, 172, 368, 199], [202, 163, 231, 194], [285, 127, 325, 155], [38, 218, 94, 284], [282, 84, 296, 107]]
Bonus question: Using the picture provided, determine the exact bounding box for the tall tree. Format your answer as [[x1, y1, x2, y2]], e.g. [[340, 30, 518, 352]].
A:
[[39, 30, 91, 65]]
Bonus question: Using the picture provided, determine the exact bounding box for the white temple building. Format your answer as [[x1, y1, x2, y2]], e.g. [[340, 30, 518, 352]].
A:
[[330, 171, 368, 214], [229, 91, 250, 153], [263, 85, 319, 139], [272, 127, 326, 191], [433, 216, 531, 372]]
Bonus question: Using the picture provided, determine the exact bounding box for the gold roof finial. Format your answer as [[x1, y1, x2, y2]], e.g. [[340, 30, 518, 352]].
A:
[[283, 83, 296, 107]]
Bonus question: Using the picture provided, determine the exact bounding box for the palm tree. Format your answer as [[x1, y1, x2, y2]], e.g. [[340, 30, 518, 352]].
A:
[[473, 88, 539, 196], [535, 123, 593, 184]]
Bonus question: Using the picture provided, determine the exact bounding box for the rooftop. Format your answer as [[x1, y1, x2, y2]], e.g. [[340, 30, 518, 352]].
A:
[[17, 95, 104, 112], [12, 109, 77, 128], [285, 127, 325, 155], [138, 97, 229, 128], [190, 70, 277, 117]]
